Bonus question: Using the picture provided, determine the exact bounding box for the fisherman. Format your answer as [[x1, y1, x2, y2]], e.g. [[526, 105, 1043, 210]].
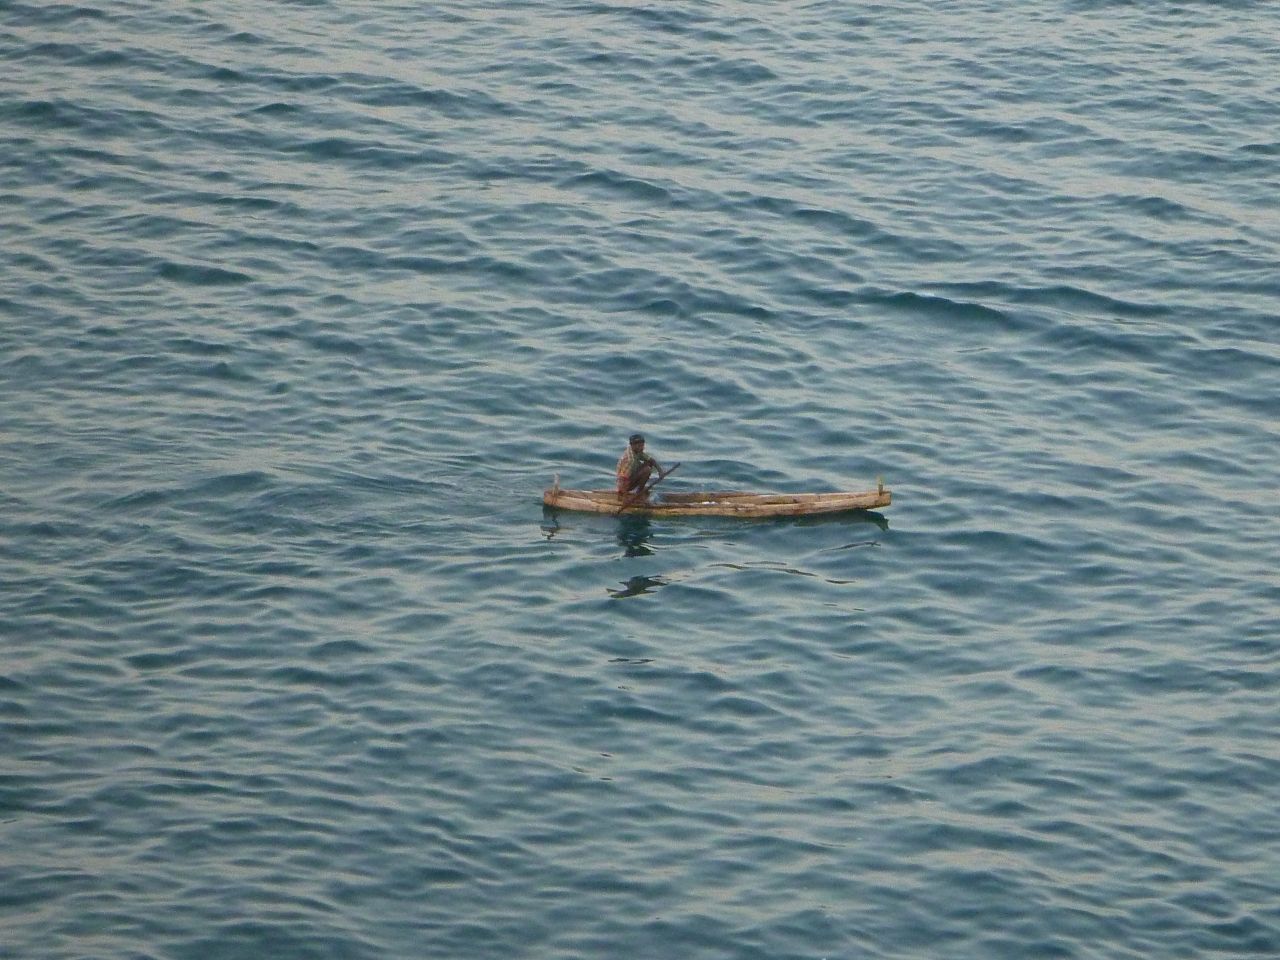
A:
[[616, 433, 667, 497]]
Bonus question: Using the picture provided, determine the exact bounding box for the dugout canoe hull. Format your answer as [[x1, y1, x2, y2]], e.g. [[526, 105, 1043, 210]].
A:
[[542, 480, 891, 517]]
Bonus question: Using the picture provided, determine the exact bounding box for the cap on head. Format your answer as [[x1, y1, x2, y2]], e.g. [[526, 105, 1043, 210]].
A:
[[629, 433, 644, 444]]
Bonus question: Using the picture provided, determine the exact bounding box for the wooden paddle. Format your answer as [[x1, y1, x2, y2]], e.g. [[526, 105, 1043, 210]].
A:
[[615, 462, 680, 515]]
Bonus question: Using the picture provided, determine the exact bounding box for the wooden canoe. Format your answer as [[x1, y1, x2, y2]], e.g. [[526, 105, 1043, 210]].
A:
[[542, 477, 891, 517]]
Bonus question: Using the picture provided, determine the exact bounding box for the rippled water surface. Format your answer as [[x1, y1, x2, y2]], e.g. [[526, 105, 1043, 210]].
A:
[[2, 1, 1278, 958]]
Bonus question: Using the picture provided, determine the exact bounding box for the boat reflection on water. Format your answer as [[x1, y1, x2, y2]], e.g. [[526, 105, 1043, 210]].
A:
[[541, 510, 659, 556], [542, 505, 889, 537], [611, 517, 671, 596], [615, 515, 653, 557], [540, 506, 891, 600], [607, 574, 668, 599]]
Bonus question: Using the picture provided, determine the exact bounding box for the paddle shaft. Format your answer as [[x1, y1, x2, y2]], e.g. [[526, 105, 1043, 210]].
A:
[[616, 462, 680, 514]]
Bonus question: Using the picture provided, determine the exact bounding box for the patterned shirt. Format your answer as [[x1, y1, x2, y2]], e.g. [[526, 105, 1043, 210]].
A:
[[616, 447, 655, 485]]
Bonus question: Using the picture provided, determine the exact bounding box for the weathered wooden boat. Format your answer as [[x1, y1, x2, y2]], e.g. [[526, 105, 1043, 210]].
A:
[[543, 476, 891, 518]]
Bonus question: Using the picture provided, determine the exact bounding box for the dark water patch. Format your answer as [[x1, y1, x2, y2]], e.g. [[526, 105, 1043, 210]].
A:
[[12, 40, 103, 66], [349, 82, 519, 118], [1028, 321, 1181, 369], [4, 2, 109, 27], [164, 337, 235, 358], [244, 101, 304, 118], [689, 55, 778, 86], [280, 137, 429, 169], [123, 647, 204, 673], [0, 248, 43, 280], [4, 97, 173, 142], [302, 330, 367, 357], [726, 192, 889, 244], [561, 169, 675, 206], [102, 488, 169, 511], [264, 665, 387, 692], [156, 261, 252, 287], [1241, 141, 1279, 156], [320, 245, 471, 279], [210, 194, 293, 213], [1110, 145, 1274, 186], [1126, 192, 1209, 223], [196, 359, 256, 383], [587, 3, 715, 38], [381, 255, 463, 275], [931, 280, 1170, 320], [220, 30, 269, 47], [96, 211, 196, 241], [309, 640, 378, 660], [871, 289, 1030, 333], [183, 471, 275, 499]]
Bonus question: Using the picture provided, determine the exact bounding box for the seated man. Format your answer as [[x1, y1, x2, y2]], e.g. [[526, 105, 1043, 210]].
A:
[[616, 433, 665, 497]]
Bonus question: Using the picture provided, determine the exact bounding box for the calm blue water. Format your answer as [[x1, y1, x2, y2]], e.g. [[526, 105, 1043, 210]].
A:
[[2, 1, 1278, 957]]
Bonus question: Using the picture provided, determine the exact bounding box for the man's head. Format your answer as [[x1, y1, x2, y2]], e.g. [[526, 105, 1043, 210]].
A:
[[629, 433, 645, 449]]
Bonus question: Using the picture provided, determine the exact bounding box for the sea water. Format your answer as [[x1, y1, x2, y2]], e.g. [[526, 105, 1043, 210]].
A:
[[1, 1, 1277, 958]]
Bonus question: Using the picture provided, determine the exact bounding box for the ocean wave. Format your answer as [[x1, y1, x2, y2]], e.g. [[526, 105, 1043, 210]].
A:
[[3, 1, 1278, 958]]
